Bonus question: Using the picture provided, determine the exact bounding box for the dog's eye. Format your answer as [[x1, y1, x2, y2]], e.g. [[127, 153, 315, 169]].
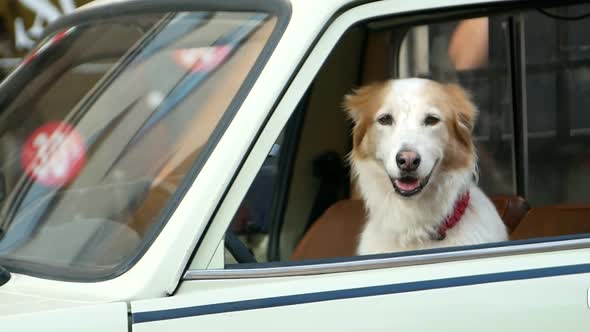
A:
[[424, 115, 440, 126], [377, 114, 393, 126]]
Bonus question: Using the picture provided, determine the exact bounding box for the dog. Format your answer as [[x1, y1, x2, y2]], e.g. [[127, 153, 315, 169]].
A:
[[344, 78, 508, 255]]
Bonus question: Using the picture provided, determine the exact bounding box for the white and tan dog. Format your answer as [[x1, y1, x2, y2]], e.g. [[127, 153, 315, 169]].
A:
[[344, 78, 508, 255]]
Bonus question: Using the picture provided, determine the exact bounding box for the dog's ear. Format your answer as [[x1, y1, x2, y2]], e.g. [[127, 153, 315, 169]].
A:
[[444, 83, 478, 150], [342, 89, 365, 123], [343, 94, 360, 123], [444, 83, 477, 132], [343, 81, 389, 123], [343, 81, 389, 156]]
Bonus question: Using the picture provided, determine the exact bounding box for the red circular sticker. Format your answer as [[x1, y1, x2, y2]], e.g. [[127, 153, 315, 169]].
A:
[[21, 122, 87, 186], [172, 46, 232, 72]]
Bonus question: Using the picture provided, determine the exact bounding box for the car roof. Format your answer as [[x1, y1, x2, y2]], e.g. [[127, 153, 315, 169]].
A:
[[80, 0, 505, 12], [70, 0, 349, 22], [87, 0, 351, 5]]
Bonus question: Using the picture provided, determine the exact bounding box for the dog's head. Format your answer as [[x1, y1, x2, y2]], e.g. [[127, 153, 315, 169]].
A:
[[344, 78, 477, 198]]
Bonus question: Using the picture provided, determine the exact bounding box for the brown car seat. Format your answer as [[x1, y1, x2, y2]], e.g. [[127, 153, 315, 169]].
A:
[[291, 195, 529, 261], [490, 195, 530, 233], [510, 203, 590, 240]]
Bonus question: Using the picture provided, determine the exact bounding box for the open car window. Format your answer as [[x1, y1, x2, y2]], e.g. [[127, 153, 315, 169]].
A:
[[0, 10, 279, 280], [221, 3, 590, 268]]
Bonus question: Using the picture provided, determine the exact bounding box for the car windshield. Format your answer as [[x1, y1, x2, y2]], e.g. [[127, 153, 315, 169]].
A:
[[0, 10, 277, 280]]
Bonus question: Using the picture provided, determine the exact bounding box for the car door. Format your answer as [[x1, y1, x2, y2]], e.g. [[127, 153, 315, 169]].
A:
[[2, 302, 129, 332], [131, 1, 590, 331]]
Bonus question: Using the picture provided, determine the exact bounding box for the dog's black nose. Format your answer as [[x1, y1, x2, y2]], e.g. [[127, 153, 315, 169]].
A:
[[396, 150, 421, 171]]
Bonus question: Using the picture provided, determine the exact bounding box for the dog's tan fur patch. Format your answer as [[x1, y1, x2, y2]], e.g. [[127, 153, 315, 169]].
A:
[[344, 81, 391, 159]]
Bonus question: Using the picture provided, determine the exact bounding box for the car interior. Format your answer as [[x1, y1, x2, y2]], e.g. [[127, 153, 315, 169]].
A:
[[226, 3, 590, 265]]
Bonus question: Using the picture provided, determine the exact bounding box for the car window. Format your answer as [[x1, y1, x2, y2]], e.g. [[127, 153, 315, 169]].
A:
[[523, 7, 590, 206], [0, 10, 279, 280], [222, 3, 590, 267]]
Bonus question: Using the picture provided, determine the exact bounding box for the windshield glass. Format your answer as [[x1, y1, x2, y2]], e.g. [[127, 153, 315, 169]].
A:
[[0, 10, 277, 280]]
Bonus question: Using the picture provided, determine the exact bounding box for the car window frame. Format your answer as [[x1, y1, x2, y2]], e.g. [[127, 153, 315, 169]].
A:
[[184, 0, 590, 282]]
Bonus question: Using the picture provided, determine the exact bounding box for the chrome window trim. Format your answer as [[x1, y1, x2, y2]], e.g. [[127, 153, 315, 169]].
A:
[[183, 238, 590, 280]]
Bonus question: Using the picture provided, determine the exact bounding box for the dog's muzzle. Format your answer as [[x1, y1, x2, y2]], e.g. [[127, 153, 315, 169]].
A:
[[391, 158, 439, 197]]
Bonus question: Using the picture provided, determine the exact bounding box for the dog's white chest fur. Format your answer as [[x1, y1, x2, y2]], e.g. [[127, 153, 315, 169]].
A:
[[357, 181, 507, 255]]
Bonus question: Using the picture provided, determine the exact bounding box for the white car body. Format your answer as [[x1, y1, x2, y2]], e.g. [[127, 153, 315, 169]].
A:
[[1, 0, 589, 330]]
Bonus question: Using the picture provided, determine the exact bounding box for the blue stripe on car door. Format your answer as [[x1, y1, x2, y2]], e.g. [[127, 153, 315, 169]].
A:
[[133, 263, 590, 323]]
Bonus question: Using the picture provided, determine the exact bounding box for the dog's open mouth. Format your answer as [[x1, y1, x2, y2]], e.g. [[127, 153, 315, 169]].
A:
[[391, 159, 439, 197], [393, 176, 423, 196], [392, 176, 429, 197]]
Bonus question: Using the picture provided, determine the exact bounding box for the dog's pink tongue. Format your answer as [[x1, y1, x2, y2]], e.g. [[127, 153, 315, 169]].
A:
[[395, 179, 420, 192]]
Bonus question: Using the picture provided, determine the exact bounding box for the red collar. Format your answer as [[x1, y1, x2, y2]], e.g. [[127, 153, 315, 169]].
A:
[[436, 191, 470, 240]]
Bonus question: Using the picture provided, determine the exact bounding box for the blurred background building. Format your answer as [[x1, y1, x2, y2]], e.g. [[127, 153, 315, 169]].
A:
[[0, 0, 93, 78]]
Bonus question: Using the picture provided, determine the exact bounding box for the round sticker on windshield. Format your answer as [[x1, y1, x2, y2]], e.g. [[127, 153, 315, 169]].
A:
[[172, 46, 232, 72], [21, 122, 86, 187]]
